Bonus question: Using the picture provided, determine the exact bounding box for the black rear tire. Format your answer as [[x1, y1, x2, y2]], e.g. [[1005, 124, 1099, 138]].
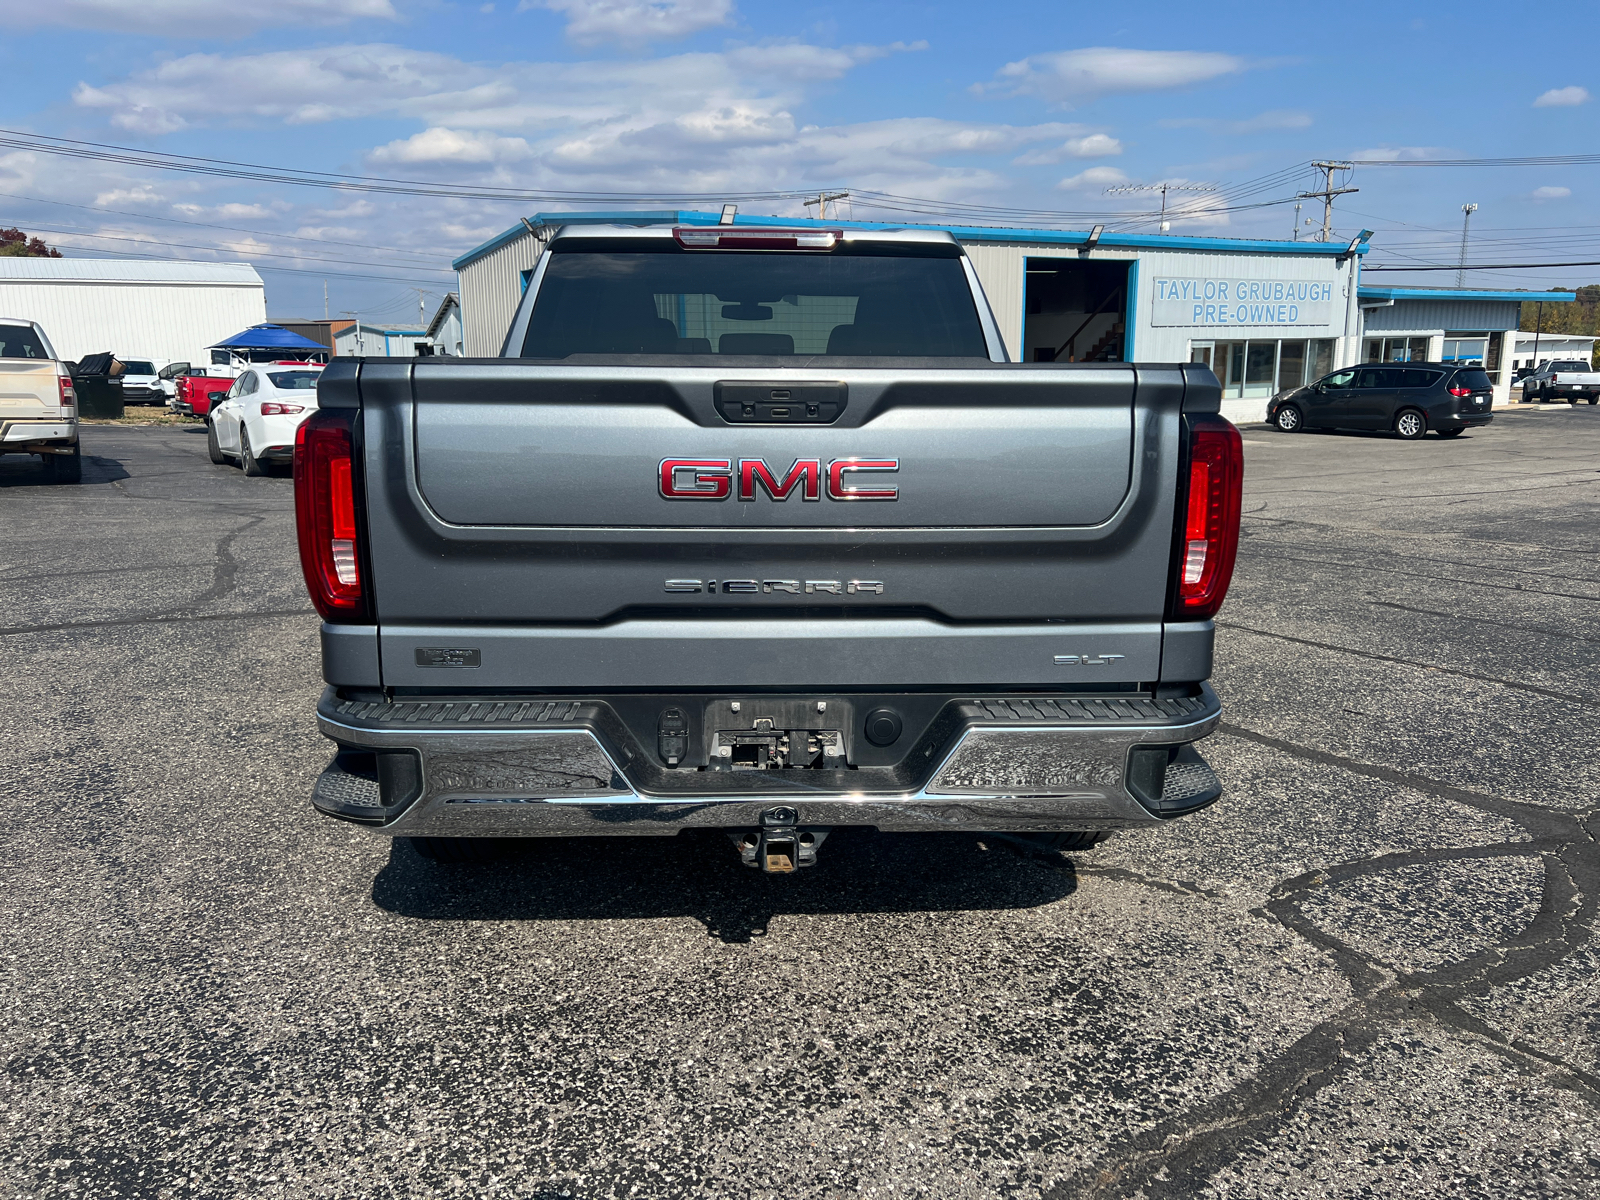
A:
[[241, 430, 265, 476], [1438, 428, 1465, 438], [43, 445, 82, 483], [406, 837, 519, 864], [206, 421, 226, 464]]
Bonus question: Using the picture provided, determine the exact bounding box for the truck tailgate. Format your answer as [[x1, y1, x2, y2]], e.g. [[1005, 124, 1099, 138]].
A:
[[354, 360, 1191, 689]]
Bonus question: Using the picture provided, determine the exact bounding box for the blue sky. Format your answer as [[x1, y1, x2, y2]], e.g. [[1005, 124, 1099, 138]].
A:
[[1, 0, 1596, 325]]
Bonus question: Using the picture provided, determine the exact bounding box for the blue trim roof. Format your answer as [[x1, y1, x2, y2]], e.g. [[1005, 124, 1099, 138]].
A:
[[1359, 286, 1575, 303], [451, 209, 1370, 271]]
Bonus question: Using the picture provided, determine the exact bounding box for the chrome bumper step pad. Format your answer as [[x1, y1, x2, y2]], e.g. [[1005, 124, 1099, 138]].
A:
[[312, 686, 1222, 836]]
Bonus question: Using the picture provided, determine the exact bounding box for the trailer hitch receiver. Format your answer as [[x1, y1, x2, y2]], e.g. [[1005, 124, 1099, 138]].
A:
[[730, 807, 831, 872]]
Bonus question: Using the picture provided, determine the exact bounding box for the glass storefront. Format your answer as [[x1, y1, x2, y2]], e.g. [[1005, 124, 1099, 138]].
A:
[[1189, 338, 1336, 398]]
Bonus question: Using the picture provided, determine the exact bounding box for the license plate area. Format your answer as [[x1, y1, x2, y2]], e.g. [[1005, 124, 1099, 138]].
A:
[[705, 697, 852, 770]]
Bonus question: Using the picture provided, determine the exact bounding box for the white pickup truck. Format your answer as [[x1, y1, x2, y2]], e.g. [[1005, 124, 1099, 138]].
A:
[[1520, 359, 1600, 405], [0, 317, 79, 482]]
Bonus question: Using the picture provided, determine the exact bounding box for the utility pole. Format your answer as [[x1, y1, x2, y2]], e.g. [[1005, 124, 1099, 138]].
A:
[[323, 280, 329, 320], [1456, 204, 1478, 288], [803, 191, 850, 220], [1531, 300, 1544, 372], [1292, 202, 1302, 241], [1297, 161, 1357, 242], [1104, 181, 1218, 232]]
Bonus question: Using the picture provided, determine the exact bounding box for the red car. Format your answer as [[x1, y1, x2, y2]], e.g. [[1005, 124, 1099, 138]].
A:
[[175, 361, 321, 418]]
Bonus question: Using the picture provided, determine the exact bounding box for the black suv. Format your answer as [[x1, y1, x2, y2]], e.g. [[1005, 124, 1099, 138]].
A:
[[1267, 363, 1495, 439]]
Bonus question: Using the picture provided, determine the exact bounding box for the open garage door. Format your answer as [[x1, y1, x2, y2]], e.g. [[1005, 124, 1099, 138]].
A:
[[1024, 258, 1132, 363]]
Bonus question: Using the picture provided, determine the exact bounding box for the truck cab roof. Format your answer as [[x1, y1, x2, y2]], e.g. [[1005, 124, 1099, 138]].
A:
[[543, 223, 966, 257]]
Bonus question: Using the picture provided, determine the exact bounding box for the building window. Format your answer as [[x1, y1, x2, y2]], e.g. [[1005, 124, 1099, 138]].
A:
[[1365, 336, 1431, 363], [1486, 331, 1503, 376], [1442, 333, 1488, 364], [1191, 337, 1336, 397]]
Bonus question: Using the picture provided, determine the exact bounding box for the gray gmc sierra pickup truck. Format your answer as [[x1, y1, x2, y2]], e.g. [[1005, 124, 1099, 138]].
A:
[[297, 222, 1243, 871]]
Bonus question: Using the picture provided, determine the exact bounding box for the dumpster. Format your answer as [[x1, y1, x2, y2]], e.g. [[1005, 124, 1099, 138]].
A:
[[73, 354, 125, 419]]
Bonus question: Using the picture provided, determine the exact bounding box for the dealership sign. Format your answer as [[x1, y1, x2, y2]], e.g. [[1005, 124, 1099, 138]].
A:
[[1150, 277, 1336, 327]]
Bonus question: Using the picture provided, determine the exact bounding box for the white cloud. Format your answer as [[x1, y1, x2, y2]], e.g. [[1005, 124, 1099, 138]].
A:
[[1057, 166, 1128, 191], [985, 47, 1246, 107], [1532, 186, 1571, 200], [71, 39, 925, 151], [370, 127, 534, 164], [1014, 131, 1122, 165], [92, 186, 165, 208], [0, 0, 395, 36], [524, 0, 734, 47], [1534, 85, 1589, 108]]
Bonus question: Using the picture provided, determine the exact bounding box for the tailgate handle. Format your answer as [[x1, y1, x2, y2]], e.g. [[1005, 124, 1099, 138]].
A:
[[714, 381, 846, 425]]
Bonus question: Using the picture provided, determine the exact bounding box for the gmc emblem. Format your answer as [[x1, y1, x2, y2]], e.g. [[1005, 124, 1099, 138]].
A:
[[659, 458, 899, 501]]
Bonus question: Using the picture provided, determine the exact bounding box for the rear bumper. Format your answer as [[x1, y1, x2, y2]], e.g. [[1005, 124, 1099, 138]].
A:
[[310, 684, 1223, 836], [1447, 413, 1493, 428], [0, 420, 77, 449]]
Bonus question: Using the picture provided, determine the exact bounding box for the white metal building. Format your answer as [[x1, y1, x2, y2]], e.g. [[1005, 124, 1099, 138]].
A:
[[452, 212, 1575, 422], [0, 259, 265, 366], [332, 322, 429, 357], [1508, 330, 1594, 370], [425, 293, 463, 356]]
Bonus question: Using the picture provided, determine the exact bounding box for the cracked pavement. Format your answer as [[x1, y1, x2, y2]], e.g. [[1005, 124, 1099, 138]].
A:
[[2, 413, 1598, 1198]]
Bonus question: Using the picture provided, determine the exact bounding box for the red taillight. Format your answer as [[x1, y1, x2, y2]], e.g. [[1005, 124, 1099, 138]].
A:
[[1172, 414, 1243, 620], [294, 411, 366, 621], [1447, 385, 1471, 397], [261, 402, 306, 415], [58, 374, 75, 410]]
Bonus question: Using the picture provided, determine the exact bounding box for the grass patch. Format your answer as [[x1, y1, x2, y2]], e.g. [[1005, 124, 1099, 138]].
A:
[[83, 408, 197, 427]]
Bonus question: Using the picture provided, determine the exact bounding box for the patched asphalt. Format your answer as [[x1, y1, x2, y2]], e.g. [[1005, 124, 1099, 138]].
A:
[[1, 410, 1598, 1198]]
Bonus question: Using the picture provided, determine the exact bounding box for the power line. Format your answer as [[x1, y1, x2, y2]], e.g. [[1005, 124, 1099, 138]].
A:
[[0, 126, 832, 205], [0, 190, 448, 266], [0, 126, 1321, 229], [24, 222, 454, 277], [1364, 261, 1600, 271], [1351, 153, 1600, 167]]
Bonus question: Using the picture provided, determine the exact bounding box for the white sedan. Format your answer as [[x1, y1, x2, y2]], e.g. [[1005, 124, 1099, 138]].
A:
[[207, 363, 323, 475]]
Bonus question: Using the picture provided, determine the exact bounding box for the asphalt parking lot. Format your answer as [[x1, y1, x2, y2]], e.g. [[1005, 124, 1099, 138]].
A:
[[2, 408, 1599, 1199]]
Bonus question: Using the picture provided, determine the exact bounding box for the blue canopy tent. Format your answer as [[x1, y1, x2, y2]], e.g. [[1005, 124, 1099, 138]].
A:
[[208, 324, 330, 363]]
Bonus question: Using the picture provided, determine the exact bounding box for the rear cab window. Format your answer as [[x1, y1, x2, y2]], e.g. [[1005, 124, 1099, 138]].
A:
[[520, 241, 989, 359], [0, 327, 50, 360]]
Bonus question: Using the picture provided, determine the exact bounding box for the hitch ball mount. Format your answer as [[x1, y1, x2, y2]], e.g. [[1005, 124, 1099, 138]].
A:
[[729, 807, 832, 873]]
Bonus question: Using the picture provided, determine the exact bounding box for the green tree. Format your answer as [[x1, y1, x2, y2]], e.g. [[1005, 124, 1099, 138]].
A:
[[0, 228, 62, 258]]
